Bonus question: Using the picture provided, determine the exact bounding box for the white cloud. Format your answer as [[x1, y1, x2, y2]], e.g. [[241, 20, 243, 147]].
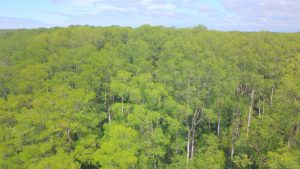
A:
[[57, 0, 132, 14], [139, 0, 175, 10], [94, 3, 130, 12], [68, 0, 101, 5], [217, 0, 300, 31]]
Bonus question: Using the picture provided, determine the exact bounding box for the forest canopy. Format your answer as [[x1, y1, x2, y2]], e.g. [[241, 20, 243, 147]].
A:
[[0, 25, 299, 169]]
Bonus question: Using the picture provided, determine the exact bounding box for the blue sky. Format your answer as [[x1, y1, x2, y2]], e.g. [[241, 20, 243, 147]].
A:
[[0, 0, 299, 32]]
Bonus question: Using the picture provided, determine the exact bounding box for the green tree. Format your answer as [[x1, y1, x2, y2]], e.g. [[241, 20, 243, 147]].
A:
[[93, 124, 139, 169]]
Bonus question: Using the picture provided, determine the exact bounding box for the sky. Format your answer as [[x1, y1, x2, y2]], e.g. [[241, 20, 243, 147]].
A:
[[0, 0, 299, 32]]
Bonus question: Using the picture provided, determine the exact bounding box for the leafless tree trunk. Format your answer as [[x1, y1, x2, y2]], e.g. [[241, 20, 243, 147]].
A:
[[247, 90, 255, 136], [186, 73, 191, 169], [270, 87, 274, 106], [190, 107, 201, 159], [190, 126, 195, 159], [186, 127, 190, 169], [108, 106, 111, 123], [231, 141, 235, 160]]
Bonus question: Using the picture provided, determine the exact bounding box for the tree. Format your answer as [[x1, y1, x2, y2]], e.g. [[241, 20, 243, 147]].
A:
[[267, 148, 300, 169], [192, 134, 225, 169], [93, 124, 139, 169]]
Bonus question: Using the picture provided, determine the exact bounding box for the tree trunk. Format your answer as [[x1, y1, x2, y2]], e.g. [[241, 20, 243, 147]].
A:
[[186, 73, 191, 169], [190, 107, 201, 160], [231, 141, 235, 160], [247, 90, 255, 136], [186, 127, 190, 169], [270, 87, 274, 106], [108, 106, 111, 123], [190, 124, 195, 159]]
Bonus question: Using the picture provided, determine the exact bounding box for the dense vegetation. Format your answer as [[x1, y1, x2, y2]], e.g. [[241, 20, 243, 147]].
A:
[[0, 25, 299, 169]]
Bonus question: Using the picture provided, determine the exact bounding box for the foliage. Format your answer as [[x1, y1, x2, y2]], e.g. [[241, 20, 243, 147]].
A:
[[0, 26, 299, 169]]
